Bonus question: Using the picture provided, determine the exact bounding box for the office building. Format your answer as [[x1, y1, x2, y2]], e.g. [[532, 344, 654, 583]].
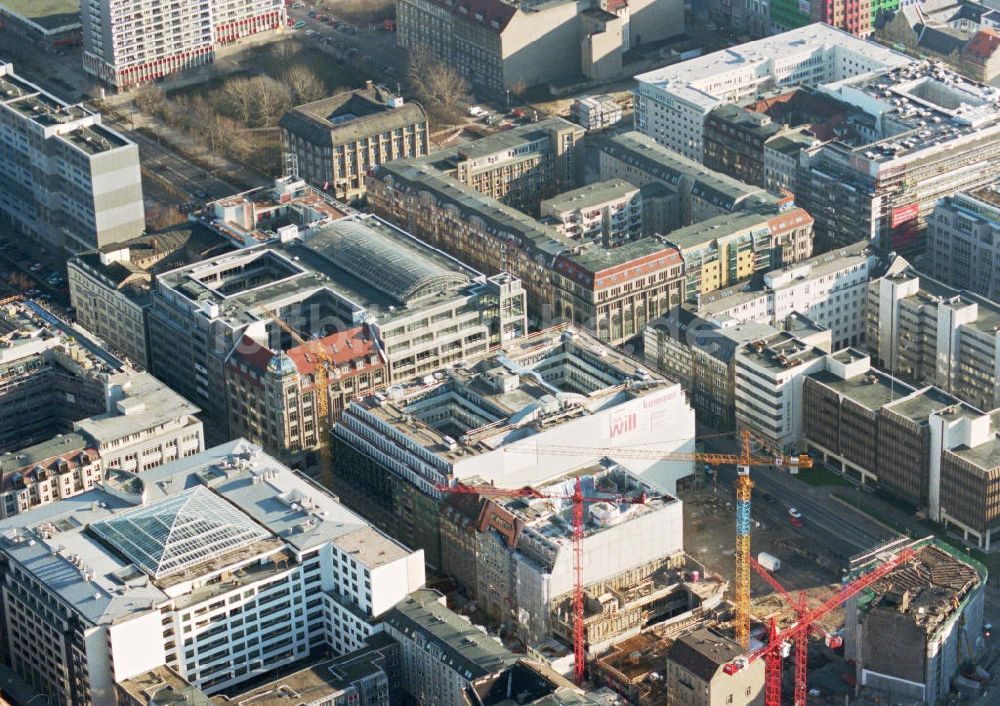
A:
[[846, 541, 985, 706], [866, 262, 1000, 412], [692, 241, 880, 350], [279, 83, 429, 202], [0, 439, 426, 705], [0, 62, 144, 253], [148, 213, 526, 435], [797, 61, 1000, 253], [645, 313, 781, 430], [802, 350, 1000, 548], [762, 129, 818, 195], [926, 184, 1000, 302], [332, 325, 696, 567], [0, 300, 120, 452], [1, 370, 204, 519], [572, 94, 623, 131], [68, 225, 234, 369], [540, 180, 642, 246], [81, 0, 286, 89], [633, 24, 911, 161], [702, 105, 787, 188], [444, 118, 585, 214], [734, 329, 832, 452], [395, 0, 683, 96], [665, 627, 765, 706]]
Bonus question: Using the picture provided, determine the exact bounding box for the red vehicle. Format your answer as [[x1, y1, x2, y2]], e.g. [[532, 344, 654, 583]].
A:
[[383, 19, 396, 31], [788, 507, 804, 527]]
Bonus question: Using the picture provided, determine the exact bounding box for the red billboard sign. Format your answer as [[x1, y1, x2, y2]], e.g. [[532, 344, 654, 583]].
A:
[[891, 203, 920, 229]]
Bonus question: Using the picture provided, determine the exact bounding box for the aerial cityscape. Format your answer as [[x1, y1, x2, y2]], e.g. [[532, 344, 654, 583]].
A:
[[2, 1, 1000, 704]]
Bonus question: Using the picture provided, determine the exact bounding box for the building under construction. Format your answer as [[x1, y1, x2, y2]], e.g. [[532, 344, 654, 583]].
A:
[[846, 540, 987, 705]]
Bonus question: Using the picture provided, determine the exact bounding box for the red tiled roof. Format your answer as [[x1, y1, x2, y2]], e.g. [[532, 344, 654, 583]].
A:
[[286, 325, 382, 377], [233, 335, 275, 373], [964, 28, 1000, 60], [606, 0, 628, 11]]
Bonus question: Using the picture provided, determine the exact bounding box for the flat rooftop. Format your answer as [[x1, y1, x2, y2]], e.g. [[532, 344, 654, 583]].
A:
[[0, 0, 80, 32], [453, 117, 575, 162], [890, 267, 1000, 335], [808, 368, 916, 411], [352, 326, 668, 460], [635, 23, 912, 111], [884, 386, 973, 423], [738, 330, 827, 373], [823, 61, 1000, 163]]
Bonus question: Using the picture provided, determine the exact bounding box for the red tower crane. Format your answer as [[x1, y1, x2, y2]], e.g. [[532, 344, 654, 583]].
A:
[[435, 477, 650, 686], [727, 545, 916, 706]]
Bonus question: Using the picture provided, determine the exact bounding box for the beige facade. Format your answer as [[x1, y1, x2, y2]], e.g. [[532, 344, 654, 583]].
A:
[[665, 628, 765, 706]]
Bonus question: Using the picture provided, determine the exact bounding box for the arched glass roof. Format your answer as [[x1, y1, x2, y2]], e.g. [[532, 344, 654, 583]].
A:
[[306, 220, 469, 305]]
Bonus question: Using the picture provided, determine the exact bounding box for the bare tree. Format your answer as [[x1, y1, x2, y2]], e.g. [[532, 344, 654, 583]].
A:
[[221, 76, 256, 125], [250, 75, 292, 127], [132, 82, 166, 115], [282, 65, 327, 105], [406, 45, 470, 124]]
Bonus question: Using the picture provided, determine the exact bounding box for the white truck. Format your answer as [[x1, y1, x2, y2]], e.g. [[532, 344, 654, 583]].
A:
[[468, 106, 486, 118], [757, 552, 781, 572]]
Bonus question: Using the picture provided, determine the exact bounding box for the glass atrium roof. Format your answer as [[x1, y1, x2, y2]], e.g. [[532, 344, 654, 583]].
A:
[[90, 486, 272, 580]]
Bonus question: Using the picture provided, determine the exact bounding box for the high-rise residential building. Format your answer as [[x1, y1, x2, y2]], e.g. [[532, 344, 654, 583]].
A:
[[0, 439, 426, 705], [540, 180, 642, 246], [147, 213, 526, 441], [395, 0, 682, 96], [866, 261, 1000, 413], [68, 225, 234, 369], [81, 0, 286, 89], [797, 61, 1000, 254], [331, 325, 696, 568], [1, 370, 204, 518], [926, 184, 1000, 302], [633, 24, 911, 162], [279, 83, 429, 202], [0, 62, 144, 253], [690, 240, 882, 350]]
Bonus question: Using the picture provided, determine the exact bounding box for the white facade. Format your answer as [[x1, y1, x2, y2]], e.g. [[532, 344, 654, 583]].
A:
[[572, 95, 624, 131], [0, 440, 425, 705], [696, 241, 878, 350], [81, 0, 286, 89], [633, 23, 912, 161], [541, 180, 642, 247]]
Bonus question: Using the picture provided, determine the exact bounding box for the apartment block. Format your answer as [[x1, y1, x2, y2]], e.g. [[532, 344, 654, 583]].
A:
[[0, 440, 425, 705], [81, 0, 286, 89], [770, 0, 894, 36], [866, 262, 1000, 412], [703, 104, 787, 188], [633, 24, 911, 161], [926, 184, 1000, 302], [68, 225, 234, 369], [540, 179, 642, 246], [395, 0, 682, 96], [797, 61, 1000, 253], [148, 213, 526, 438], [802, 351, 1000, 548], [0, 300, 118, 452], [665, 627, 765, 706], [279, 84, 428, 202], [444, 118, 584, 214], [331, 325, 696, 567], [0, 62, 144, 253], [693, 241, 880, 350], [1, 370, 204, 518], [0, 0, 82, 52]]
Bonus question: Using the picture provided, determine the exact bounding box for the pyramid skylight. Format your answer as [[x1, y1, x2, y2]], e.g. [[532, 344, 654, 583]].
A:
[[90, 486, 272, 579]]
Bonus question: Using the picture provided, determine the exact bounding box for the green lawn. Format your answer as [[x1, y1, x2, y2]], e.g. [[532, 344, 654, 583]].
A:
[[797, 464, 854, 488]]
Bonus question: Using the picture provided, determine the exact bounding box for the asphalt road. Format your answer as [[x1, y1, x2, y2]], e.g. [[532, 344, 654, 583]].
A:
[[704, 435, 900, 561]]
